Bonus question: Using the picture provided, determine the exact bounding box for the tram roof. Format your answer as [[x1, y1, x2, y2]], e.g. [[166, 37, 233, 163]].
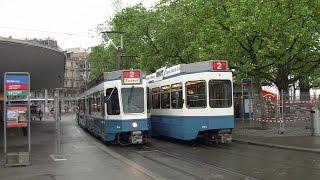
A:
[[146, 60, 231, 82], [87, 69, 145, 89]]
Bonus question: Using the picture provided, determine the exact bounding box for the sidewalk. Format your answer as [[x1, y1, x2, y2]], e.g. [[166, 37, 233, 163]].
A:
[[233, 119, 320, 153], [0, 113, 154, 180]]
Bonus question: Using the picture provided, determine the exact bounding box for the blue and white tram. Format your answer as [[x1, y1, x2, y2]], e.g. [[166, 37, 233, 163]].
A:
[[77, 70, 149, 144], [147, 60, 234, 143]]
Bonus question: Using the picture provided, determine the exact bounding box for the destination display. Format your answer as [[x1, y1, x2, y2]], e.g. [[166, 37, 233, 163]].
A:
[[212, 61, 227, 71], [123, 70, 141, 84]]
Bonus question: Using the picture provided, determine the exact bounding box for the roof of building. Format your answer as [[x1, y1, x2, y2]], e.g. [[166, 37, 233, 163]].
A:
[[0, 37, 65, 91]]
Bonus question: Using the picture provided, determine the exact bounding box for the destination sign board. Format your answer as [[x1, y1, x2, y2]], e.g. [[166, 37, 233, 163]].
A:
[[123, 70, 141, 84], [212, 61, 228, 71]]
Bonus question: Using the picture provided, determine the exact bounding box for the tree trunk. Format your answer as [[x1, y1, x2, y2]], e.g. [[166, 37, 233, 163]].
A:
[[299, 78, 311, 100]]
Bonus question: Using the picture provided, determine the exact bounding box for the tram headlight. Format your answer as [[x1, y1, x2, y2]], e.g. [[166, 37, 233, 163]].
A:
[[132, 122, 138, 128]]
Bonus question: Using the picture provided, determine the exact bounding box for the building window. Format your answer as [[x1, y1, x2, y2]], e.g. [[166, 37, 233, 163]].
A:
[[209, 80, 232, 108], [171, 83, 183, 109], [186, 80, 206, 108]]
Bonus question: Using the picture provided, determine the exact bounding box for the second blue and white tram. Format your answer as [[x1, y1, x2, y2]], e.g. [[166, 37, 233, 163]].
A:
[[147, 60, 234, 143], [77, 70, 149, 144]]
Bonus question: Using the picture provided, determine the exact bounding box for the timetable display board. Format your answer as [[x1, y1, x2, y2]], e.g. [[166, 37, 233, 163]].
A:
[[3, 72, 31, 167]]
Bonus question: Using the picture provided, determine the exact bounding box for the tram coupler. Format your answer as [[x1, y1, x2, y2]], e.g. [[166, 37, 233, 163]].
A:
[[212, 131, 232, 144]]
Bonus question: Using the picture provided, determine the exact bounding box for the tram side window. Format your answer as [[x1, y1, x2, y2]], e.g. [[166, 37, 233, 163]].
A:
[[161, 85, 170, 109], [100, 92, 105, 117], [171, 83, 183, 109], [152, 88, 160, 109], [106, 88, 120, 115], [88, 95, 93, 115], [186, 80, 207, 108], [79, 99, 85, 114], [90, 94, 97, 116], [209, 80, 232, 108], [96, 92, 101, 114], [147, 87, 151, 112]]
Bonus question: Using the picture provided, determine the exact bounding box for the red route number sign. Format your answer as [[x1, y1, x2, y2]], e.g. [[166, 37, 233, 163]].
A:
[[6, 84, 29, 90], [212, 61, 227, 71], [123, 71, 141, 84]]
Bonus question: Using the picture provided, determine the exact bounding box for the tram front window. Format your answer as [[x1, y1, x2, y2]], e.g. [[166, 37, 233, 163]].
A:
[[122, 87, 144, 113], [186, 80, 207, 108], [209, 80, 232, 108]]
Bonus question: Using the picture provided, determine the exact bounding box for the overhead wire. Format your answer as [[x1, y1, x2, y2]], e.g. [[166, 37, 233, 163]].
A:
[[0, 26, 97, 38]]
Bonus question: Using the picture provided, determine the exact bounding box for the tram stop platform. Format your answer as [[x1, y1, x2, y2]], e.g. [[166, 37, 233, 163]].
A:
[[0, 113, 151, 180], [233, 119, 320, 153]]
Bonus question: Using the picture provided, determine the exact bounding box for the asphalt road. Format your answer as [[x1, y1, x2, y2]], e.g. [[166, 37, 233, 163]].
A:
[[74, 115, 320, 180], [2, 113, 319, 180]]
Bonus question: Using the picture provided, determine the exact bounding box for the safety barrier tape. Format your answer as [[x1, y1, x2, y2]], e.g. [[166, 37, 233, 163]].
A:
[[252, 117, 310, 123]]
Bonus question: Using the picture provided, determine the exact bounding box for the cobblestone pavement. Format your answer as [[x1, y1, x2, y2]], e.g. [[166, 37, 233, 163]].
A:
[[233, 119, 312, 138]]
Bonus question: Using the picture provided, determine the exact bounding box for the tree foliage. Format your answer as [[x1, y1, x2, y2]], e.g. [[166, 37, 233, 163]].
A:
[[88, 0, 320, 91]]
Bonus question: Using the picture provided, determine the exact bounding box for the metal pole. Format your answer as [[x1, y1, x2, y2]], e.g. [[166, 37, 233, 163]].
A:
[[3, 74, 7, 164], [28, 74, 31, 164], [54, 96, 58, 155], [45, 89, 48, 117], [50, 89, 66, 161], [54, 90, 61, 155], [57, 90, 61, 155], [117, 48, 121, 70], [241, 80, 244, 124]]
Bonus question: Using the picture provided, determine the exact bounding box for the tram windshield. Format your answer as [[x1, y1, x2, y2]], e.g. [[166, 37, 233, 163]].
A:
[[209, 80, 232, 108], [121, 87, 144, 113]]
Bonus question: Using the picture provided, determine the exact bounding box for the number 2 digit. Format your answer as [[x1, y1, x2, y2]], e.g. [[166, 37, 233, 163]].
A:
[[129, 71, 134, 77], [217, 63, 222, 69]]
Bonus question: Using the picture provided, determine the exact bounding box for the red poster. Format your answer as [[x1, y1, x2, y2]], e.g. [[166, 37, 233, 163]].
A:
[[7, 106, 28, 128]]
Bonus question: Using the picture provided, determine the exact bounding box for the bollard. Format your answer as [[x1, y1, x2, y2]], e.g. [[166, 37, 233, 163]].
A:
[[312, 106, 320, 136]]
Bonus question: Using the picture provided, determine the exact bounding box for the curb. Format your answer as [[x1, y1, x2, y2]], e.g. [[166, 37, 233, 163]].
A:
[[233, 139, 320, 153]]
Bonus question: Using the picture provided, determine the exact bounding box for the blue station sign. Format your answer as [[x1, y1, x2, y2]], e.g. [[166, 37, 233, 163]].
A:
[[5, 75, 29, 84]]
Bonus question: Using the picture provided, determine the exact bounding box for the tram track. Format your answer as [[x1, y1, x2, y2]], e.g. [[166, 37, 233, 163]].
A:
[[122, 143, 259, 180], [75, 114, 257, 180]]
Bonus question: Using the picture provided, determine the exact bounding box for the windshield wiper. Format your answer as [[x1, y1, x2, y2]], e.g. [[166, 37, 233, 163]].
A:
[[127, 86, 134, 105]]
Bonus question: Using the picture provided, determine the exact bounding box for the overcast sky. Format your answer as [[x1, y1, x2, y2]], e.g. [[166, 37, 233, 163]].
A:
[[0, 0, 158, 50]]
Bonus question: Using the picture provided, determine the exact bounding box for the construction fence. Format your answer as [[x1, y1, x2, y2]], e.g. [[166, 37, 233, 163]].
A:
[[248, 92, 318, 135]]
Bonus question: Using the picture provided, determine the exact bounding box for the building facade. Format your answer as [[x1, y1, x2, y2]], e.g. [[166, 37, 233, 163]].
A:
[[61, 48, 89, 111], [30, 44, 90, 112]]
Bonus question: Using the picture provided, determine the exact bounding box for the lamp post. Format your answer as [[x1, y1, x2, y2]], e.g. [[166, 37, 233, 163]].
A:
[[101, 31, 124, 70]]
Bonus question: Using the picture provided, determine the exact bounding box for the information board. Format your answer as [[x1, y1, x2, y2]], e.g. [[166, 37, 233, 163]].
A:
[[3, 72, 31, 167]]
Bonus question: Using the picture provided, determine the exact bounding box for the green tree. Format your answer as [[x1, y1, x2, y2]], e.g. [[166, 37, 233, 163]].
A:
[[87, 45, 117, 79], [208, 0, 320, 92], [88, 0, 320, 93]]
